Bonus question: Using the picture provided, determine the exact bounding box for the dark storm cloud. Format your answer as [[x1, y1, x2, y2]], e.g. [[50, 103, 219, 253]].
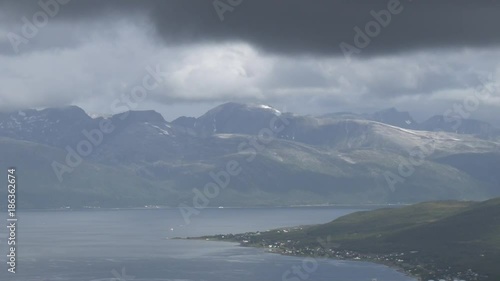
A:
[[2, 0, 500, 56], [1, 0, 500, 125]]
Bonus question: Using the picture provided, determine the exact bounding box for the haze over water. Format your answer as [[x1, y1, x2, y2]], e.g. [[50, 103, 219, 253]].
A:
[[0, 207, 416, 281]]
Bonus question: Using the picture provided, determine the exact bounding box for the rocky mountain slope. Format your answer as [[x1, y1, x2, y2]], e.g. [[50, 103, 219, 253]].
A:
[[0, 103, 499, 208]]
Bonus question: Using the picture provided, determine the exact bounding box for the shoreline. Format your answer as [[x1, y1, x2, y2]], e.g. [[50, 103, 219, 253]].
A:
[[261, 245, 420, 281], [14, 203, 411, 212], [187, 236, 421, 281]]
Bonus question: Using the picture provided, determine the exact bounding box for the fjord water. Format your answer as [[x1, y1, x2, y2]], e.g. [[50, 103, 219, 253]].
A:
[[0, 207, 416, 281]]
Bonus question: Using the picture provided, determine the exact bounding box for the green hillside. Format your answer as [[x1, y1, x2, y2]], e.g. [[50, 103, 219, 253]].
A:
[[203, 198, 500, 281]]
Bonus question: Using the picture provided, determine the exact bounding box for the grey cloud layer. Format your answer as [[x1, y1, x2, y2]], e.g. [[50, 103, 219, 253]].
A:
[[2, 0, 500, 56], [0, 0, 499, 124]]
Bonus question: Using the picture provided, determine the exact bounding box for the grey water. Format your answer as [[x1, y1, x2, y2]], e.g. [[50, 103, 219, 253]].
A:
[[0, 207, 416, 281]]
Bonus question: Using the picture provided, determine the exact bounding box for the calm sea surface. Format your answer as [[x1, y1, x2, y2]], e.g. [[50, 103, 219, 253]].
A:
[[0, 207, 416, 281]]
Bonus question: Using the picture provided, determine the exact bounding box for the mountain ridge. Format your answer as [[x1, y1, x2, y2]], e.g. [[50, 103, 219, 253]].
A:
[[0, 102, 499, 208]]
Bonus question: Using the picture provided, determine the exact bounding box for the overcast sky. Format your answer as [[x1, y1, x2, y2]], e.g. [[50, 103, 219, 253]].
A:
[[0, 0, 499, 123]]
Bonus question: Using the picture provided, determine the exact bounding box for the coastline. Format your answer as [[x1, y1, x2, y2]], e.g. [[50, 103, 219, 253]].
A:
[[258, 244, 420, 281], [17, 203, 406, 212], [187, 236, 421, 281]]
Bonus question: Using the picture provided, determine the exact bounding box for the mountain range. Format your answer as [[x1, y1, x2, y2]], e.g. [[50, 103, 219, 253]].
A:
[[1, 102, 499, 208]]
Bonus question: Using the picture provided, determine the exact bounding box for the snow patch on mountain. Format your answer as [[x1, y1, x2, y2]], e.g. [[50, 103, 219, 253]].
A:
[[149, 124, 170, 136], [255, 104, 281, 115]]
